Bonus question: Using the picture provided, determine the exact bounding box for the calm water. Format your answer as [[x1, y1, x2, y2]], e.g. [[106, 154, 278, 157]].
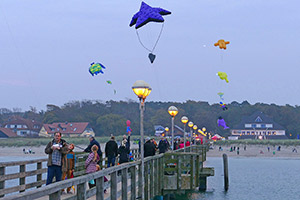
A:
[[3, 156, 300, 199], [0, 156, 47, 196], [176, 157, 300, 200]]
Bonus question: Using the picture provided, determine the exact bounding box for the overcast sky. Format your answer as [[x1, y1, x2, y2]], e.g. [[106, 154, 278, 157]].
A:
[[0, 0, 299, 111]]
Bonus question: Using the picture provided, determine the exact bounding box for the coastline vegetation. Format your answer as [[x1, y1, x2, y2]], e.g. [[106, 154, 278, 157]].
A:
[[2, 100, 300, 138]]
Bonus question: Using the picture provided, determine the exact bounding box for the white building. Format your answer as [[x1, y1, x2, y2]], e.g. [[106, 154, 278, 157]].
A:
[[231, 111, 287, 140]]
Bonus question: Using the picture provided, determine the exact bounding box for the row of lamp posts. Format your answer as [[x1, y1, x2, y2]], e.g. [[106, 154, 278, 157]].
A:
[[132, 80, 208, 200]]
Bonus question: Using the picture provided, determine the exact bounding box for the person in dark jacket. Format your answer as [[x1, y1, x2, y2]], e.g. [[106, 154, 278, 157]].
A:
[[84, 136, 102, 164], [118, 139, 129, 164], [144, 137, 156, 157], [105, 136, 118, 167], [123, 131, 131, 154], [158, 137, 170, 154]]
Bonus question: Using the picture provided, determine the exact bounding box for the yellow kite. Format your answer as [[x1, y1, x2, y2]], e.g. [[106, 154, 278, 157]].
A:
[[217, 72, 229, 83]]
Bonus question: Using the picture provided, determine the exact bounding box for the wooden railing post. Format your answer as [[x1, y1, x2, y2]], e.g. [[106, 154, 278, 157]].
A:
[[144, 161, 149, 200], [37, 162, 42, 188], [196, 155, 200, 187], [130, 166, 136, 200], [121, 168, 128, 200], [96, 176, 104, 200], [138, 162, 142, 199], [154, 159, 158, 196], [190, 155, 194, 189], [49, 190, 61, 200], [77, 182, 87, 200], [149, 159, 154, 199], [177, 156, 181, 190], [110, 171, 117, 200], [19, 164, 25, 193], [0, 166, 5, 198], [157, 158, 162, 195]]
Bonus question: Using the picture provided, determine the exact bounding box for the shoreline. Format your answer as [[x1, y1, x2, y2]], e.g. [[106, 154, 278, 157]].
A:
[[207, 144, 300, 158], [0, 144, 299, 159]]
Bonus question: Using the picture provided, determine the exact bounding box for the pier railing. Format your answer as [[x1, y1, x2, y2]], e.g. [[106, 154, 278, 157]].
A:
[[0, 148, 140, 198], [0, 145, 210, 200]]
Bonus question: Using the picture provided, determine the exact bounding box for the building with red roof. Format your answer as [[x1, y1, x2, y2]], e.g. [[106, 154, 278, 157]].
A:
[[3, 116, 42, 137], [39, 122, 95, 137], [0, 128, 17, 138]]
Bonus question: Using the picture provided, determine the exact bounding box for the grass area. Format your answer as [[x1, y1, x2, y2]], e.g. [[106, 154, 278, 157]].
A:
[[214, 139, 300, 146], [0, 135, 145, 147]]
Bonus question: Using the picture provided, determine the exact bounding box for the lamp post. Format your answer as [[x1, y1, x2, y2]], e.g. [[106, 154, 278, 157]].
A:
[[188, 121, 193, 146], [132, 80, 151, 200], [181, 116, 188, 152], [165, 127, 169, 137], [193, 125, 198, 144], [202, 127, 207, 143], [168, 106, 178, 151]]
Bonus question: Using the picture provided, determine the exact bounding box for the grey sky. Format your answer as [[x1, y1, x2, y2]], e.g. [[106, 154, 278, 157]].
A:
[[0, 0, 299, 111]]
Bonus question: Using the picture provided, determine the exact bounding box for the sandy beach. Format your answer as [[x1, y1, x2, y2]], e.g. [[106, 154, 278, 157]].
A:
[[0, 144, 300, 159], [207, 144, 300, 158]]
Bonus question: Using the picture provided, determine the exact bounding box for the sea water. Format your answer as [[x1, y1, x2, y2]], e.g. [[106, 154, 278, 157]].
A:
[[174, 157, 300, 200]]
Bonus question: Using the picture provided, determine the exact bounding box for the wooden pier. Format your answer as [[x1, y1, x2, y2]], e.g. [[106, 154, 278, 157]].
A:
[[0, 145, 214, 200]]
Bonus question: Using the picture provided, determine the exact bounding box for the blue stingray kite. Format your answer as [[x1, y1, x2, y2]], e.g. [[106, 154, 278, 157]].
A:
[[130, 1, 171, 63]]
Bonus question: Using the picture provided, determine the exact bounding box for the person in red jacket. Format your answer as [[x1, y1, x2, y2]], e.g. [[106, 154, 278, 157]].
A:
[[185, 140, 191, 147]]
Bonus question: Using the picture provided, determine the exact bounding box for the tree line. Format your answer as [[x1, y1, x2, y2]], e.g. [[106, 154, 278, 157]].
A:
[[0, 100, 300, 138]]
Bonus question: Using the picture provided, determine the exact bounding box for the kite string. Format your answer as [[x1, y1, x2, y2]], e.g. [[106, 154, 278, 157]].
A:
[[151, 22, 164, 52], [135, 22, 164, 53]]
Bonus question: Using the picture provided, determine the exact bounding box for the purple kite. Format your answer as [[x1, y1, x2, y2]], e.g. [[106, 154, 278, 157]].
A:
[[129, 2, 171, 29], [217, 117, 229, 129], [130, 2, 171, 63]]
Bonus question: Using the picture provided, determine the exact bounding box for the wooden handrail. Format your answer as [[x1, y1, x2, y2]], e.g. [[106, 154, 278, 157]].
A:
[[0, 145, 208, 199]]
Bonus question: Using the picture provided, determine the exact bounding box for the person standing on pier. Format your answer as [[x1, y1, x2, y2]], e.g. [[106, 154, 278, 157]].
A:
[[85, 145, 100, 188], [158, 137, 169, 154], [62, 143, 75, 193], [105, 136, 118, 167], [84, 136, 102, 165], [118, 139, 130, 164], [144, 137, 156, 157], [45, 132, 70, 185]]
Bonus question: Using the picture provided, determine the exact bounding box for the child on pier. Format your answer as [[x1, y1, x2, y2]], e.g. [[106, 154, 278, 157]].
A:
[[62, 143, 75, 194], [85, 145, 100, 188]]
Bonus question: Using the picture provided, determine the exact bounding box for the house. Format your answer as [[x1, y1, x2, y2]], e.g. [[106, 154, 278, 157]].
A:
[[154, 125, 184, 137], [39, 122, 95, 137], [154, 125, 165, 137], [231, 111, 287, 140], [0, 128, 17, 138], [3, 116, 42, 137]]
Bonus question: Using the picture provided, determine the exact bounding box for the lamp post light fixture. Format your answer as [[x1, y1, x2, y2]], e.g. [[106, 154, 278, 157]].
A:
[[193, 125, 198, 143], [132, 80, 151, 200], [188, 121, 193, 145], [168, 106, 178, 151], [181, 116, 188, 152], [165, 127, 169, 137]]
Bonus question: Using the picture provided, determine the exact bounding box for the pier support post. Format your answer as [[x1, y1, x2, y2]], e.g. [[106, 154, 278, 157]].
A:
[[19, 164, 25, 193], [223, 153, 229, 191], [199, 175, 207, 191], [0, 167, 5, 198]]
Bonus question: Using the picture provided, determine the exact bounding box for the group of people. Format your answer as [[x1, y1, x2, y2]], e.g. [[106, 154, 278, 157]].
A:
[[143, 137, 191, 157], [44, 131, 132, 192], [44, 131, 191, 192]]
